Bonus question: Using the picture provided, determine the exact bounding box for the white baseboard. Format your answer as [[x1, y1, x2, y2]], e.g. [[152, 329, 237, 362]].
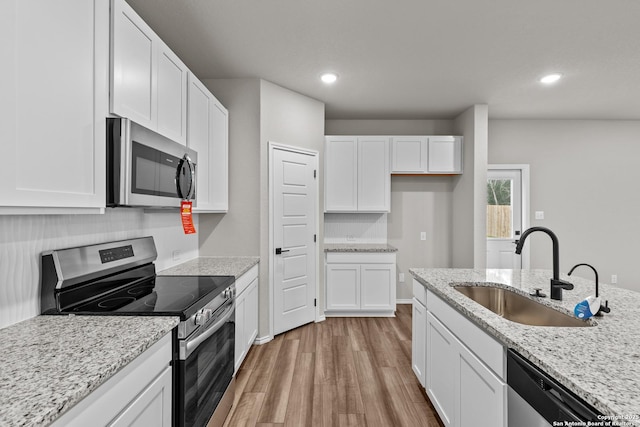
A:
[[254, 335, 273, 345], [316, 315, 326, 322], [396, 299, 412, 304]]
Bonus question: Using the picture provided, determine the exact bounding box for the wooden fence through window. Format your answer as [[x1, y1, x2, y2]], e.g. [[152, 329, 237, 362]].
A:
[[487, 205, 512, 238]]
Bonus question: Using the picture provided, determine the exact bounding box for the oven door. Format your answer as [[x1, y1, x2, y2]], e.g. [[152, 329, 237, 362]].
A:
[[175, 299, 235, 427]]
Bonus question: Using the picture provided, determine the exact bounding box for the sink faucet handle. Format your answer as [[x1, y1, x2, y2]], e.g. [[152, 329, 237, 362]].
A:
[[529, 288, 547, 298]]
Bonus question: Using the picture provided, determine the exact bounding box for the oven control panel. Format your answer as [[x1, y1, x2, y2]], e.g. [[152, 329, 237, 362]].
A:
[[99, 245, 135, 264]]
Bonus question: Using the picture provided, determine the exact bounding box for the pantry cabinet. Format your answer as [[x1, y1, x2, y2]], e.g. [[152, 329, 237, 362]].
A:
[[0, 0, 109, 212], [111, 0, 188, 145], [325, 252, 396, 316], [325, 136, 390, 212], [235, 265, 259, 372], [391, 136, 463, 174], [187, 74, 229, 212], [50, 333, 172, 427]]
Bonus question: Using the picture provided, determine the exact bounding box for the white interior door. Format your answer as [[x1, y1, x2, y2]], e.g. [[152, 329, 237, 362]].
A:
[[272, 146, 317, 336], [486, 168, 523, 269]]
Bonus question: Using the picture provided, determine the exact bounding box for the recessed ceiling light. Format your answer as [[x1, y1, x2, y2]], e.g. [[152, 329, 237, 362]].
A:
[[321, 73, 338, 84], [540, 73, 562, 84]]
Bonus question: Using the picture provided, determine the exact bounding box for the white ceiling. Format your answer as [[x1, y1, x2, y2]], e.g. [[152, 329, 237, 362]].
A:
[[127, 0, 640, 120]]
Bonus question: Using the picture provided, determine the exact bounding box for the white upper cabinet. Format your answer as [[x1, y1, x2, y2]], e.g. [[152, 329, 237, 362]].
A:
[[391, 136, 463, 174], [325, 136, 390, 212], [111, 0, 188, 145], [358, 137, 390, 212], [187, 74, 229, 212], [324, 136, 358, 211], [392, 136, 427, 173], [0, 0, 109, 212]]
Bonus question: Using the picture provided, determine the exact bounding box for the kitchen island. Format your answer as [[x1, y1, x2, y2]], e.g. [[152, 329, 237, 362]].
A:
[[410, 268, 640, 425]]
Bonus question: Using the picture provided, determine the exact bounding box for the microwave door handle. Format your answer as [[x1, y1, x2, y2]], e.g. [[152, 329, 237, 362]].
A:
[[187, 157, 196, 200], [176, 155, 195, 200], [183, 302, 234, 359]]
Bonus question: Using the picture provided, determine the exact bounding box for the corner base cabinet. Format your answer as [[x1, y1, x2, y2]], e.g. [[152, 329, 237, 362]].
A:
[[325, 252, 396, 316], [235, 265, 259, 372], [50, 333, 173, 427]]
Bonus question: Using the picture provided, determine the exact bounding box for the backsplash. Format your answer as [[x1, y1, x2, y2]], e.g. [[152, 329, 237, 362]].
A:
[[324, 213, 387, 243], [0, 209, 199, 329]]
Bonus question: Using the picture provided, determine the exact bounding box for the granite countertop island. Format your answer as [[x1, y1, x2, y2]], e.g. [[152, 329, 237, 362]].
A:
[[0, 315, 179, 427], [324, 243, 398, 252], [159, 256, 259, 278], [410, 268, 640, 425]]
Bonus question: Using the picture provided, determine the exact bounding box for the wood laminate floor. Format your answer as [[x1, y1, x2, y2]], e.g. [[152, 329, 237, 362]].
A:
[[223, 304, 444, 427]]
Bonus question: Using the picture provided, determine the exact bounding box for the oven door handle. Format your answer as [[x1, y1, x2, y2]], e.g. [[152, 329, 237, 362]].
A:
[[183, 302, 234, 359]]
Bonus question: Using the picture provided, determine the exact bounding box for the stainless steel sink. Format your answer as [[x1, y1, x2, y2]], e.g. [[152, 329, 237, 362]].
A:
[[453, 285, 593, 327]]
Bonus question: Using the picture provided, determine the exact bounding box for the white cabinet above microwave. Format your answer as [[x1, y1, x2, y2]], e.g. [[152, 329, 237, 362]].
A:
[[111, 0, 188, 146]]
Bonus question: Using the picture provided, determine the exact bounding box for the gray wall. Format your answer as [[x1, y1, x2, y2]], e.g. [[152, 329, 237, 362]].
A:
[[259, 80, 326, 332], [200, 79, 261, 256], [452, 105, 488, 268], [325, 119, 456, 300], [489, 119, 640, 293], [200, 79, 325, 338]]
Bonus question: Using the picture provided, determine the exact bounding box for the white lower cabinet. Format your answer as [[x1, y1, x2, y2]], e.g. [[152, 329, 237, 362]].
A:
[[50, 333, 172, 427], [325, 252, 396, 316], [415, 286, 506, 427], [411, 297, 426, 386], [235, 265, 259, 372]]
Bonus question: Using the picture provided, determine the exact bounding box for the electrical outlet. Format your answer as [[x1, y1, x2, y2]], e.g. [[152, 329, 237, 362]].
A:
[[346, 235, 355, 241], [535, 211, 545, 220], [172, 250, 182, 261], [399, 273, 405, 283], [611, 274, 618, 284], [420, 232, 426, 241]]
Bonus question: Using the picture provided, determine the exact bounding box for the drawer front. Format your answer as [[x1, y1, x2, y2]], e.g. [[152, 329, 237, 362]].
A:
[[236, 264, 259, 296], [427, 289, 504, 379], [413, 279, 427, 306], [326, 252, 396, 264]]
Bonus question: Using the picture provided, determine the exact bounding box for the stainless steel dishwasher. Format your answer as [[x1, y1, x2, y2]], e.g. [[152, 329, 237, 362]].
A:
[[507, 349, 602, 426]]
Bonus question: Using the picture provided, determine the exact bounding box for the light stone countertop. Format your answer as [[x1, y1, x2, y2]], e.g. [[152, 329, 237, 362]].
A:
[[324, 243, 398, 252], [0, 315, 179, 427], [410, 268, 640, 424], [159, 256, 260, 278]]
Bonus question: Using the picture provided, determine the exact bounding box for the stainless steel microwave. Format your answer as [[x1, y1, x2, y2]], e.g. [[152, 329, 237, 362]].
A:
[[107, 118, 197, 208]]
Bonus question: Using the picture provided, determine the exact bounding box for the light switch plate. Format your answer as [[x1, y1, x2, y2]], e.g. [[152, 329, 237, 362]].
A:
[[535, 211, 545, 220], [399, 273, 405, 283]]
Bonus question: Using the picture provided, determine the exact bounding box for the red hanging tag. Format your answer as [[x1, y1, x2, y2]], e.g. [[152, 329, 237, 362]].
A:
[[181, 200, 196, 234]]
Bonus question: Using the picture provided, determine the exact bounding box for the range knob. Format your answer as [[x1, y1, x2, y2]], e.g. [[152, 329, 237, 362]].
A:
[[195, 308, 213, 325], [223, 287, 234, 299]]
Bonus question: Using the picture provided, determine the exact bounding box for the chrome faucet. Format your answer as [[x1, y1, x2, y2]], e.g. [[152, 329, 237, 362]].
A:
[[515, 226, 574, 300]]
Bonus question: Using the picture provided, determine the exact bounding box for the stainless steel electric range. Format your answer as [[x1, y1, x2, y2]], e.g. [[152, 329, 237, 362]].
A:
[[40, 236, 235, 427]]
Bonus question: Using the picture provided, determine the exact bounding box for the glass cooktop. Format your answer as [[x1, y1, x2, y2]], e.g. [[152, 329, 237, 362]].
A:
[[67, 275, 234, 319]]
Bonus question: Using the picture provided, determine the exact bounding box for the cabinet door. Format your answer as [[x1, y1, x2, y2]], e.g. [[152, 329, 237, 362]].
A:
[[426, 312, 456, 427], [427, 136, 462, 173], [156, 45, 188, 145], [325, 264, 360, 310], [357, 137, 390, 212], [234, 290, 246, 372], [457, 344, 506, 427], [111, 0, 155, 129], [391, 136, 427, 173], [412, 299, 426, 387], [109, 366, 172, 427], [245, 278, 259, 349], [208, 97, 229, 211], [360, 263, 395, 310], [324, 137, 357, 212], [0, 0, 108, 210]]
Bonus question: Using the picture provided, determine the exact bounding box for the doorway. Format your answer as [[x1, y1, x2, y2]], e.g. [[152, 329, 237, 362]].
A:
[[269, 142, 319, 337], [486, 165, 530, 269]]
